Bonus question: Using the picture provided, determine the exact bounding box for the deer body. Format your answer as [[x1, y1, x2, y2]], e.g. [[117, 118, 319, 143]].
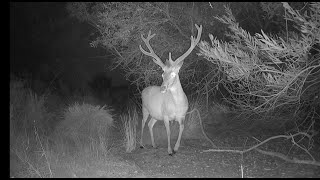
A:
[[139, 24, 202, 155], [142, 84, 188, 121]]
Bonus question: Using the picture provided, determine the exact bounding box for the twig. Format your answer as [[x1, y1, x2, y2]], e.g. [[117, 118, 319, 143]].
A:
[[34, 125, 53, 178], [10, 148, 42, 178], [187, 108, 217, 148]]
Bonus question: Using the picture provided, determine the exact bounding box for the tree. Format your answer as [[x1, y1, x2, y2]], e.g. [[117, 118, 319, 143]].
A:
[[66, 2, 230, 92], [197, 2, 319, 117], [66, 2, 319, 115]]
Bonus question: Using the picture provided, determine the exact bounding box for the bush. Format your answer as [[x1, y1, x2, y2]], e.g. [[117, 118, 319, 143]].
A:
[[54, 103, 114, 155]]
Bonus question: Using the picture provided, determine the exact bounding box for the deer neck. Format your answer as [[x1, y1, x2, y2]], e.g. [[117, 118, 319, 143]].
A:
[[168, 75, 186, 105]]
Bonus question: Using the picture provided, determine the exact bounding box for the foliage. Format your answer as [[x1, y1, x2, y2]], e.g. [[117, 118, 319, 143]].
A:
[[66, 2, 319, 116], [197, 2, 320, 113], [66, 2, 227, 90]]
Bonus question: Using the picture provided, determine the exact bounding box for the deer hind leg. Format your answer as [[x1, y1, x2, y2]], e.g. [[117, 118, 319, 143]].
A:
[[163, 117, 173, 155], [140, 106, 149, 148], [174, 116, 185, 153], [148, 118, 157, 148]]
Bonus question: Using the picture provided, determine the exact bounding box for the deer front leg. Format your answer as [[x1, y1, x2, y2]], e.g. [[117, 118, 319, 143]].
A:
[[148, 118, 157, 148], [174, 116, 185, 153], [163, 117, 173, 155]]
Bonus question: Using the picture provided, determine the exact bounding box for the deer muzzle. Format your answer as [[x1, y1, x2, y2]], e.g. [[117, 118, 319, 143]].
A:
[[160, 85, 167, 93]]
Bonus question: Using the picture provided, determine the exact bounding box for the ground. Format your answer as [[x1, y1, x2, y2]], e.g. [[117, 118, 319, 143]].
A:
[[18, 126, 318, 178], [114, 139, 320, 178], [9, 100, 320, 178]]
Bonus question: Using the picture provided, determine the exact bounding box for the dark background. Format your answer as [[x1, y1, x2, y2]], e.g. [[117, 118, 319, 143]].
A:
[[10, 2, 128, 87]]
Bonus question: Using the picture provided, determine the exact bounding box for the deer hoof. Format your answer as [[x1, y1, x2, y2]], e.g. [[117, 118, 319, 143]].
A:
[[169, 150, 176, 156]]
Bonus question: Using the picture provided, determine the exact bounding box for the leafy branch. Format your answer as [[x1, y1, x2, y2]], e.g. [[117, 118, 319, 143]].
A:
[[197, 3, 320, 113]]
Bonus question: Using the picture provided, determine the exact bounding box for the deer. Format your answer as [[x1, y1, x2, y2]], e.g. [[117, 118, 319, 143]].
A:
[[139, 24, 202, 155]]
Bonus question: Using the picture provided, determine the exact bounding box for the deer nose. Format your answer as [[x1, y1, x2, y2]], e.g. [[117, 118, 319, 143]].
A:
[[160, 85, 167, 93]]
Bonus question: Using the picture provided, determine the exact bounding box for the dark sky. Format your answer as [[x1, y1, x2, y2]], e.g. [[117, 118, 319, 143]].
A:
[[10, 2, 127, 86]]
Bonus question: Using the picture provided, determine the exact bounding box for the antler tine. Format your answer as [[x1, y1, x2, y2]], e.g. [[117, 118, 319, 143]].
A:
[[174, 24, 203, 65], [139, 30, 166, 69]]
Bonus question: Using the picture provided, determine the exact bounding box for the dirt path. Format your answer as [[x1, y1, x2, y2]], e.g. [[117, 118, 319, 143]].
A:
[[121, 146, 239, 177], [114, 138, 320, 178]]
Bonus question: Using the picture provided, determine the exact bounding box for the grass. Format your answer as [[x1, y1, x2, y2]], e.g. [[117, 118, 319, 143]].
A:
[[9, 77, 124, 177], [10, 79, 53, 177], [120, 105, 138, 153]]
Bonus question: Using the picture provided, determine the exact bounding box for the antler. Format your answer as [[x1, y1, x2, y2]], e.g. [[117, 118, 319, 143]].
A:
[[139, 30, 166, 69], [140, 24, 202, 68], [172, 24, 202, 65]]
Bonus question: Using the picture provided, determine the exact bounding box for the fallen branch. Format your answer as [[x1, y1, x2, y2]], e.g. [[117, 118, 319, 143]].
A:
[[203, 132, 320, 167], [255, 148, 320, 166]]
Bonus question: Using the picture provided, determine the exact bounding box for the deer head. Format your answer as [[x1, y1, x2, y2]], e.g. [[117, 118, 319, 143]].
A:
[[139, 24, 203, 93]]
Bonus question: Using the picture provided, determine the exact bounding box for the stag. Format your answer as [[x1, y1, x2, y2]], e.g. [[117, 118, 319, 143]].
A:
[[139, 24, 202, 155]]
